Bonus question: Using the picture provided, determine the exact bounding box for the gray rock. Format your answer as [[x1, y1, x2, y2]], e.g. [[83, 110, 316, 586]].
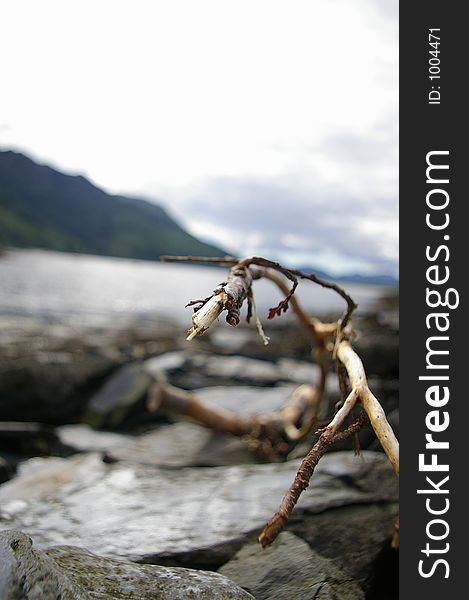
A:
[[0, 456, 11, 484], [210, 328, 256, 354], [219, 531, 365, 599], [195, 384, 298, 416], [0, 530, 86, 599], [0, 451, 397, 566], [168, 353, 339, 398], [84, 362, 154, 428], [0, 421, 72, 459], [189, 355, 282, 386], [58, 422, 257, 467], [289, 503, 399, 591], [0, 322, 182, 425], [0, 530, 253, 599], [0, 349, 117, 424], [143, 351, 187, 380], [277, 358, 322, 385], [353, 328, 398, 379], [195, 382, 341, 420], [204, 321, 313, 362]]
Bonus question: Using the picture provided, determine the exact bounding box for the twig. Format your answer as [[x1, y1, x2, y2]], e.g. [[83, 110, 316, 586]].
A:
[[238, 257, 357, 331], [258, 411, 369, 547], [161, 255, 238, 265]]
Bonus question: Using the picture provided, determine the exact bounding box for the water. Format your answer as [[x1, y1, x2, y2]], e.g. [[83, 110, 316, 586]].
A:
[[0, 249, 388, 329]]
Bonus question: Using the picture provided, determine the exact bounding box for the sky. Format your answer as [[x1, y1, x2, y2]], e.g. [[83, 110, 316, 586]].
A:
[[0, 0, 398, 277]]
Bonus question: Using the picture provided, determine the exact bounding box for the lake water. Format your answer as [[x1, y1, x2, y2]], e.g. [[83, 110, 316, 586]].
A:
[[0, 249, 390, 329]]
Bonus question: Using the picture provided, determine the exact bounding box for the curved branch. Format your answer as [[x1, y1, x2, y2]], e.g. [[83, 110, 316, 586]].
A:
[[336, 340, 399, 476]]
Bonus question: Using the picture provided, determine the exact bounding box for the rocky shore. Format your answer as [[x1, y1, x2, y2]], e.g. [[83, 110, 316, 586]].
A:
[[0, 301, 398, 599]]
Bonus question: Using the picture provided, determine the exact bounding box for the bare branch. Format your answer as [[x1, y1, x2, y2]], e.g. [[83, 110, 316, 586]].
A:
[[147, 381, 324, 459], [185, 263, 261, 339], [165, 254, 399, 546], [163, 255, 357, 333], [258, 411, 369, 548], [336, 341, 399, 476], [161, 255, 239, 265], [238, 257, 357, 331]]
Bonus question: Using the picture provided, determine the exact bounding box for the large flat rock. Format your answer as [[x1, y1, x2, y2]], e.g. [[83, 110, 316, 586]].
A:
[[0, 530, 253, 599], [0, 451, 397, 566]]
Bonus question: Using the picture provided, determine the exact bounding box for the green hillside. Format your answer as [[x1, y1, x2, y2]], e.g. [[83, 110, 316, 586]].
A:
[[0, 150, 226, 260]]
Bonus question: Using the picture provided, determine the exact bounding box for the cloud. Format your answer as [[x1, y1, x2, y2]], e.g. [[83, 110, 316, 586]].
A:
[[162, 166, 397, 276], [156, 116, 398, 277], [370, 0, 399, 20]]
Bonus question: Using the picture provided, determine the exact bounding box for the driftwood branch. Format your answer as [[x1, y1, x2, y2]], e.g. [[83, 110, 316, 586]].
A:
[[161, 255, 357, 332], [336, 340, 399, 476], [147, 381, 323, 459], [183, 263, 263, 340], [258, 411, 369, 547], [162, 255, 399, 546], [258, 339, 399, 546]]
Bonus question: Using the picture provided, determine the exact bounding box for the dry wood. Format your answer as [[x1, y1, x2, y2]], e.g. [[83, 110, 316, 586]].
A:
[[258, 339, 399, 546], [336, 340, 399, 476], [147, 380, 323, 458], [258, 411, 369, 548], [161, 254, 399, 546], [185, 263, 263, 340]]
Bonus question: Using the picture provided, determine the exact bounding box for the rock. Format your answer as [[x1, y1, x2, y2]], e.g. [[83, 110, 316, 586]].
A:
[[0, 350, 117, 424], [58, 422, 257, 467], [0, 456, 11, 484], [210, 328, 256, 355], [288, 503, 398, 592], [219, 531, 365, 599], [143, 351, 187, 380], [183, 354, 283, 387], [207, 321, 313, 362], [83, 352, 332, 428], [84, 362, 154, 428], [194, 381, 341, 419], [195, 384, 298, 416], [0, 451, 397, 567], [277, 358, 322, 385], [0, 530, 253, 599], [353, 327, 398, 379], [165, 352, 339, 397], [0, 323, 182, 425], [0, 421, 73, 459], [0, 530, 85, 599], [0, 453, 106, 504]]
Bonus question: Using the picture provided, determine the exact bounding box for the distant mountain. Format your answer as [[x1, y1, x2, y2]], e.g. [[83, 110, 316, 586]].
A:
[[299, 266, 398, 287], [0, 150, 226, 260], [337, 272, 398, 286]]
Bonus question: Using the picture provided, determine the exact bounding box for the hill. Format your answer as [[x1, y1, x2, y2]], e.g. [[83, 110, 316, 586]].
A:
[[0, 150, 226, 260], [300, 266, 398, 287]]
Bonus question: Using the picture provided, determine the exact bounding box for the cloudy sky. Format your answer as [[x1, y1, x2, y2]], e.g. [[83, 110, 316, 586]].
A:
[[0, 0, 398, 276]]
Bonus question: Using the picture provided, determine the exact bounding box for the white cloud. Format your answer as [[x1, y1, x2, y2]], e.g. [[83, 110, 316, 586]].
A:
[[0, 0, 398, 275]]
